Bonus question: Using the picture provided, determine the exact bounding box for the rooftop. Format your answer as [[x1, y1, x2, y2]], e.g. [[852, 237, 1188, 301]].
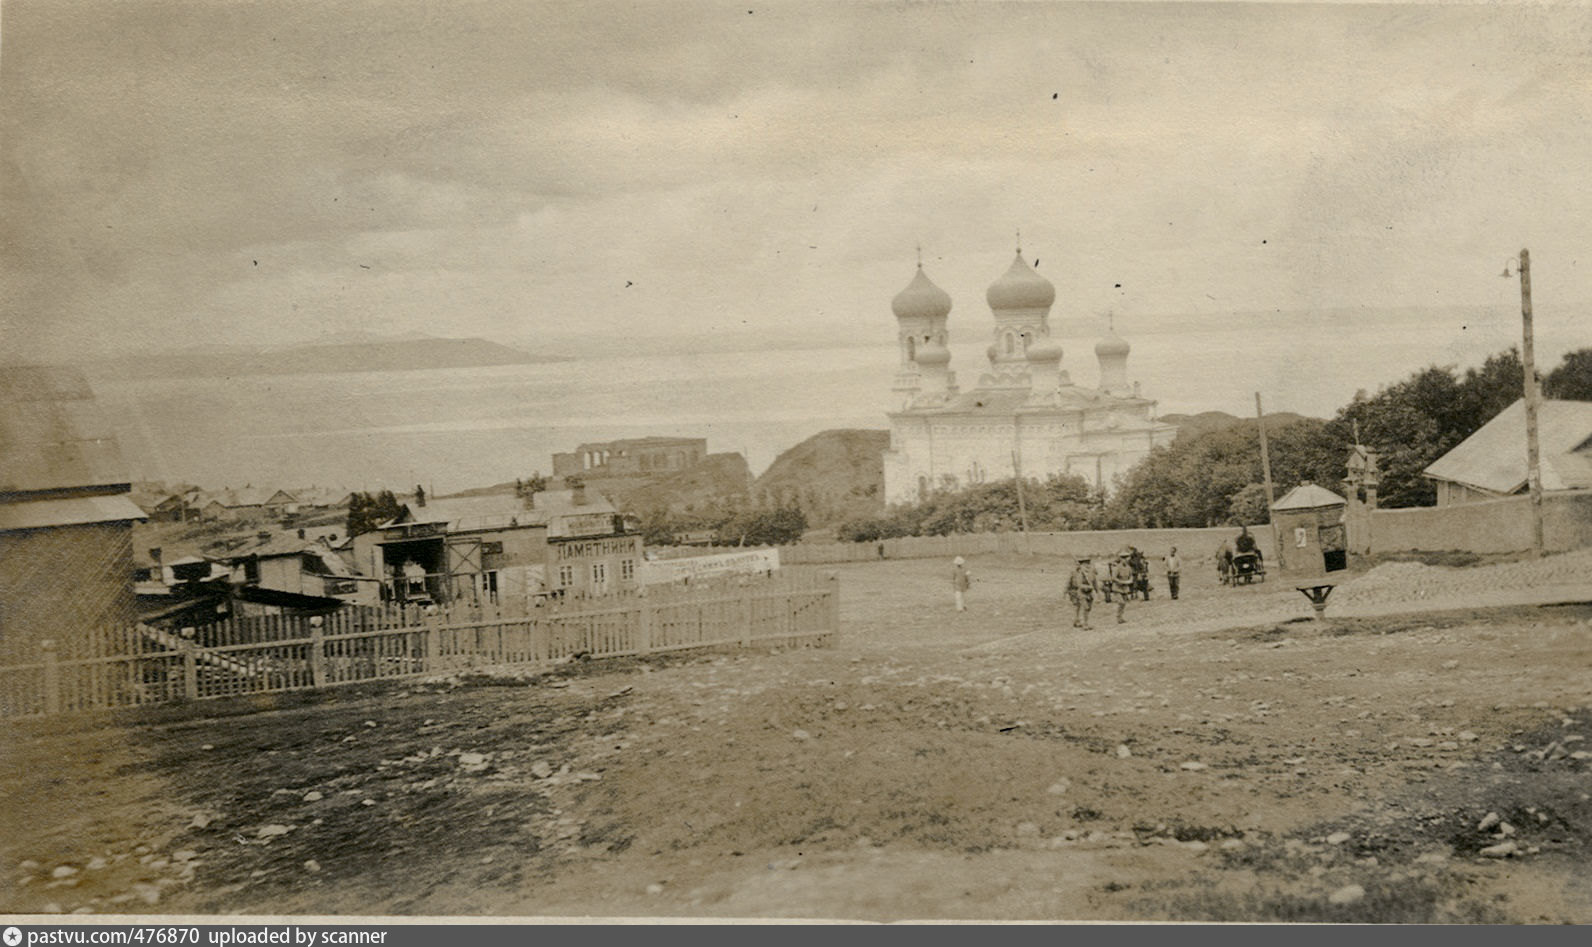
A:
[[0, 365, 130, 495], [1423, 399, 1592, 494]]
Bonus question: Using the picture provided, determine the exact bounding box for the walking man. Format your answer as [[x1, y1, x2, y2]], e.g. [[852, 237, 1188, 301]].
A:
[[1110, 550, 1135, 624], [1164, 546, 1182, 601], [1066, 556, 1097, 629], [951, 556, 971, 611]]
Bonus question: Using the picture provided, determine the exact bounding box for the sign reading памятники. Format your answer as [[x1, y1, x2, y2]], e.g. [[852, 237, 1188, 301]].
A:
[[553, 535, 641, 561]]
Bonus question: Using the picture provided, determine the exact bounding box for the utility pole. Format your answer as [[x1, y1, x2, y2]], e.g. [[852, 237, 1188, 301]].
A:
[[1011, 449, 1031, 555], [1518, 248, 1546, 557], [1255, 393, 1276, 513], [1256, 392, 1278, 568]]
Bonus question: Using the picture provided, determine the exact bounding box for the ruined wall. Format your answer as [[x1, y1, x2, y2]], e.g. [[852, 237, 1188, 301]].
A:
[[1364, 490, 1592, 554]]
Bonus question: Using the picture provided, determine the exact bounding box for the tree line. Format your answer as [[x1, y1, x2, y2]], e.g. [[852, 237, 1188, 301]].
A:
[[837, 345, 1592, 537]]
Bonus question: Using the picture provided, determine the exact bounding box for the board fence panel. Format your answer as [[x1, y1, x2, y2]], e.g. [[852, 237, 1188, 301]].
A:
[[2, 572, 837, 718]]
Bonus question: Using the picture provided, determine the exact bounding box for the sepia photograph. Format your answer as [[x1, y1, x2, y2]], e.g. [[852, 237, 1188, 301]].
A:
[[2, 0, 1590, 926]]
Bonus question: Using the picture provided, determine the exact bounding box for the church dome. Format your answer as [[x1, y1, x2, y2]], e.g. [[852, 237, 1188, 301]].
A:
[[915, 341, 952, 366], [1026, 337, 1064, 362], [1095, 332, 1130, 358], [892, 267, 952, 321], [986, 252, 1055, 311]]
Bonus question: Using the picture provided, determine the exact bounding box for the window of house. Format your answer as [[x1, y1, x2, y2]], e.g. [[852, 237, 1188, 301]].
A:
[[558, 564, 575, 587], [481, 541, 504, 556], [484, 570, 499, 604], [591, 562, 607, 589], [620, 558, 635, 582]]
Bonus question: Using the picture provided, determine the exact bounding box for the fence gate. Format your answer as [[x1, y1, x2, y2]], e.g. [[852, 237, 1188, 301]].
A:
[[446, 539, 483, 602]]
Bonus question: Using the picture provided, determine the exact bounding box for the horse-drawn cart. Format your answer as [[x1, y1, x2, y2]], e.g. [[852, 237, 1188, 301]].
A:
[[1230, 551, 1266, 584]]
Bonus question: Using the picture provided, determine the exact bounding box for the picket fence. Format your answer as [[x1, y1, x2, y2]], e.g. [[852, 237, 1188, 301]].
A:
[[0, 572, 838, 718]]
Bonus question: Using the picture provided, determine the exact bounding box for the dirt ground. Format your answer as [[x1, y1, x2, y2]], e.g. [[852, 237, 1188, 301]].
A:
[[3, 552, 1590, 922]]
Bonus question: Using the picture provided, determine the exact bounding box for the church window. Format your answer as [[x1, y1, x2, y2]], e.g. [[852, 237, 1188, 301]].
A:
[[917, 476, 929, 501], [907, 337, 915, 361], [1004, 333, 1014, 355]]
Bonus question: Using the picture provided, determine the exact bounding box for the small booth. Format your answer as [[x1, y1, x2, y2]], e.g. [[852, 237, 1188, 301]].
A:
[[1271, 482, 1349, 577]]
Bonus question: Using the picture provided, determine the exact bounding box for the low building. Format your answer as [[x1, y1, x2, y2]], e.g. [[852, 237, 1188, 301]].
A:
[[1270, 482, 1349, 577], [349, 487, 642, 605], [219, 533, 367, 603], [199, 487, 299, 520], [552, 436, 708, 480], [0, 366, 148, 661], [1423, 399, 1592, 505]]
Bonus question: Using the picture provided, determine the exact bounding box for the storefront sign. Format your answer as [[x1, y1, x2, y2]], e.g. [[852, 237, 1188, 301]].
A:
[[554, 535, 640, 561]]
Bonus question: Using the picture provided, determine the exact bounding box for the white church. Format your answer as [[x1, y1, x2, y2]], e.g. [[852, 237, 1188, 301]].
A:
[[882, 245, 1178, 505]]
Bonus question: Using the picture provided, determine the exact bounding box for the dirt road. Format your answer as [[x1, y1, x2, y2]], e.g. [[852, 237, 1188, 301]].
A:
[[3, 552, 1590, 921]]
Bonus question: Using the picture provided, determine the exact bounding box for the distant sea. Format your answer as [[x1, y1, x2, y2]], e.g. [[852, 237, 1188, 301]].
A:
[[88, 307, 1579, 495]]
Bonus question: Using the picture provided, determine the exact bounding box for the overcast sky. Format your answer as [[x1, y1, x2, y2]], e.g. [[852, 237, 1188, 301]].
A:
[[4, 0, 1590, 363]]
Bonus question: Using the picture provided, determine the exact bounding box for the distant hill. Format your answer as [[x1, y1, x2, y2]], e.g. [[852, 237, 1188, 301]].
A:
[[1161, 410, 1313, 441], [89, 337, 565, 379], [606, 453, 753, 515], [752, 429, 889, 526]]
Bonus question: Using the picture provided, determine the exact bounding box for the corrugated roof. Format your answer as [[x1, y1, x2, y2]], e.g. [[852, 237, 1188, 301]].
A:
[[1424, 399, 1592, 494], [0, 494, 147, 531], [1272, 482, 1347, 511], [0, 366, 130, 493]]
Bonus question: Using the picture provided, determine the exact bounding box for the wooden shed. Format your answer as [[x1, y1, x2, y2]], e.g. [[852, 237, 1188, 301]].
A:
[[1271, 482, 1349, 577]]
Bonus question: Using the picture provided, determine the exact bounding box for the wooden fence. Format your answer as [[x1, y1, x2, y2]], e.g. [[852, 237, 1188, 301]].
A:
[[0, 572, 838, 718]]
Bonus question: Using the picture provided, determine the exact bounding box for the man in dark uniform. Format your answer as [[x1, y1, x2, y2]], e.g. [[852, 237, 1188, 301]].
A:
[[1066, 556, 1097, 629]]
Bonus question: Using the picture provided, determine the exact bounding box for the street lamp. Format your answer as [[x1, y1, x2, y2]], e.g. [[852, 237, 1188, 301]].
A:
[[1500, 249, 1545, 557]]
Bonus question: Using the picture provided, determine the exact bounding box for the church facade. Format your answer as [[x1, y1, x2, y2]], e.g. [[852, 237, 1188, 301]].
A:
[[882, 247, 1178, 505]]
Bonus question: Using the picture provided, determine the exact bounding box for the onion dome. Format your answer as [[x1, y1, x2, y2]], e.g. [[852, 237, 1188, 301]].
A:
[[1095, 332, 1130, 358], [915, 341, 952, 366], [986, 252, 1055, 311], [892, 267, 952, 321], [1026, 337, 1064, 362]]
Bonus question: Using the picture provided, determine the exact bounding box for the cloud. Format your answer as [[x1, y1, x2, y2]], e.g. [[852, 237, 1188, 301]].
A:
[[4, 2, 1592, 362]]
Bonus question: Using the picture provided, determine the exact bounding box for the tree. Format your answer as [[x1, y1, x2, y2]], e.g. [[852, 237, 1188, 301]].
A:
[[346, 489, 405, 537], [715, 508, 808, 546], [1227, 483, 1271, 525], [516, 472, 549, 497], [1544, 348, 1592, 401]]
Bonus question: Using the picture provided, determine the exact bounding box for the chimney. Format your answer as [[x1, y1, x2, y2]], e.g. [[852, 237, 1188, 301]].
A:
[[572, 482, 587, 506], [149, 547, 162, 565]]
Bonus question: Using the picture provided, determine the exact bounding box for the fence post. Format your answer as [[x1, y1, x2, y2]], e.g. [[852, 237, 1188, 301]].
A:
[[309, 617, 327, 687], [40, 639, 60, 715], [739, 578, 753, 647], [637, 589, 653, 655], [181, 636, 198, 701], [424, 608, 440, 673]]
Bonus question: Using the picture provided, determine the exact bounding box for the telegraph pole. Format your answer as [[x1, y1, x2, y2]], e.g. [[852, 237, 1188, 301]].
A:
[[1518, 249, 1545, 557], [1256, 392, 1278, 567], [1011, 449, 1032, 554], [1255, 393, 1276, 513]]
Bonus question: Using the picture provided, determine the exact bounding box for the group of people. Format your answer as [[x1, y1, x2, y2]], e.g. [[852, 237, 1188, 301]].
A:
[[1062, 546, 1181, 629], [950, 541, 1202, 629]]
